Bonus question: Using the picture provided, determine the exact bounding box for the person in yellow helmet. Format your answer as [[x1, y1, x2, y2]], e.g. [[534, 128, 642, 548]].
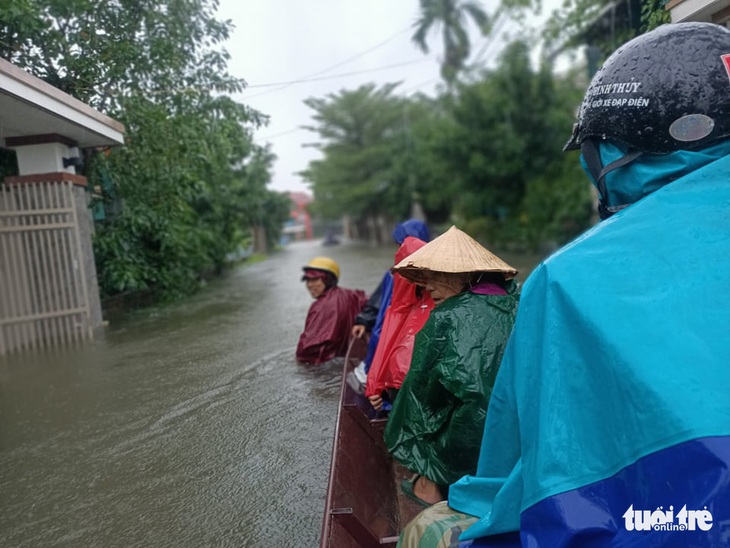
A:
[[296, 257, 368, 365]]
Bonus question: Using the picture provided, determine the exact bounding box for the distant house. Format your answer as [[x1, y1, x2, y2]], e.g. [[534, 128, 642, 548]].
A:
[[667, 0, 730, 23], [283, 191, 313, 241]]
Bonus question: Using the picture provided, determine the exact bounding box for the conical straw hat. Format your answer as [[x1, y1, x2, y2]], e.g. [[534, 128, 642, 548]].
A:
[[392, 225, 517, 283]]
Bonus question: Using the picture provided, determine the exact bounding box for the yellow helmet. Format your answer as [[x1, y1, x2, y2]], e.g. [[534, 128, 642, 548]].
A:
[[302, 256, 340, 280]]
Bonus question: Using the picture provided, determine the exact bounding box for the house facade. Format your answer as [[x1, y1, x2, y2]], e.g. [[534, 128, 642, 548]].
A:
[[0, 58, 124, 355], [667, 0, 730, 23]]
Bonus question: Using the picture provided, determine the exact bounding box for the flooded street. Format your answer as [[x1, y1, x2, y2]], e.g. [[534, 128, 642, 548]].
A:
[[0, 239, 395, 548]]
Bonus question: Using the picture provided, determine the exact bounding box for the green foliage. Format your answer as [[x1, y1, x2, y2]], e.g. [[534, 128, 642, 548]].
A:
[[397, 95, 458, 224], [301, 83, 414, 222], [429, 42, 591, 248], [412, 0, 490, 84], [303, 39, 592, 251], [234, 146, 292, 251], [1, 0, 288, 301], [542, 0, 670, 65], [90, 95, 288, 299], [542, 0, 614, 55], [0, 0, 244, 108], [520, 154, 593, 249], [0, 148, 17, 181], [641, 0, 671, 31]]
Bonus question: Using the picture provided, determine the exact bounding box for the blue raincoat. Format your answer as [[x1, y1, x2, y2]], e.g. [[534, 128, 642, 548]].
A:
[[449, 143, 730, 546]]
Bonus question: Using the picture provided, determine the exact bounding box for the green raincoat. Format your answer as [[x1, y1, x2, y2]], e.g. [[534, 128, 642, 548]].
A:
[[384, 282, 518, 486]]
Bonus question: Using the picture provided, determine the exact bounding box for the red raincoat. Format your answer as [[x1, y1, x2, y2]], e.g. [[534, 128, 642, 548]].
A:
[[296, 285, 367, 365], [365, 236, 434, 397]]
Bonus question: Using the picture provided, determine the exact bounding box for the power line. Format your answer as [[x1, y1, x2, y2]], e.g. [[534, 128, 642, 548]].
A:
[[256, 75, 441, 141], [472, 12, 511, 66], [255, 20, 509, 142], [242, 58, 431, 92], [259, 127, 304, 140], [243, 26, 414, 100], [104, 27, 422, 99], [104, 57, 432, 99], [402, 77, 441, 96], [302, 26, 413, 78]]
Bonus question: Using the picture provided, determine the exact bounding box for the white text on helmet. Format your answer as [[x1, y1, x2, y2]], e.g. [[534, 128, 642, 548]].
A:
[[593, 82, 642, 95]]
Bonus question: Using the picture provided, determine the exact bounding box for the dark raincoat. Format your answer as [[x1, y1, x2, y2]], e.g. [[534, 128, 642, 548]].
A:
[[296, 286, 367, 365], [365, 236, 434, 399], [384, 282, 518, 486]]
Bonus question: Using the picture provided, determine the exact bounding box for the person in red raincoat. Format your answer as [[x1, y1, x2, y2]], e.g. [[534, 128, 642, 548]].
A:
[[365, 236, 434, 411], [296, 257, 368, 365]]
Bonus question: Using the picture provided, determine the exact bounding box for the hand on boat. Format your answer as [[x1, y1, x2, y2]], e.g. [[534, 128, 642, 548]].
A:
[[368, 394, 383, 411]]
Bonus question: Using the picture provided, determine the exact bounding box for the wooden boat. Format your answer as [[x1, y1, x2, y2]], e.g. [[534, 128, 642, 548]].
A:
[[319, 336, 424, 548]]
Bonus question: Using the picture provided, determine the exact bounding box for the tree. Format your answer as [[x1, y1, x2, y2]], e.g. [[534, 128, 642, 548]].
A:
[[0, 0, 244, 110], [397, 94, 462, 225], [411, 0, 490, 85], [1, 1, 287, 300], [301, 83, 414, 225], [421, 41, 592, 248], [542, 0, 670, 64], [232, 145, 291, 253], [300, 37, 593, 250]]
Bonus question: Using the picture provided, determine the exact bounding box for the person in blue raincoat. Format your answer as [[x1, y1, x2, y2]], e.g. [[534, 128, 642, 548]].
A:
[[397, 22, 730, 548]]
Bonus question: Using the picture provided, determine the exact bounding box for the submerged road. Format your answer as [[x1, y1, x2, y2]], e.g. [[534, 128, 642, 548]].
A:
[[0, 239, 395, 548]]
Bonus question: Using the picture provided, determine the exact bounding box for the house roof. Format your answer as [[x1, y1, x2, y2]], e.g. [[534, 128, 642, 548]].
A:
[[289, 191, 312, 206], [0, 58, 125, 149], [667, 0, 730, 22]]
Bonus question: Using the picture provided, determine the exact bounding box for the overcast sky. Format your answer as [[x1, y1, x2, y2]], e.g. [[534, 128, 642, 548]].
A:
[[216, 1, 556, 194]]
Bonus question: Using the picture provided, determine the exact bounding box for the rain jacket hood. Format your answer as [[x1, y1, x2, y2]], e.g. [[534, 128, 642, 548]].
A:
[[360, 219, 431, 370], [581, 139, 730, 212], [393, 219, 430, 245], [389, 236, 431, 313]]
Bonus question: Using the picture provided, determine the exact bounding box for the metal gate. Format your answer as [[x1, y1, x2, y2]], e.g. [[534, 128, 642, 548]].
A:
[[0, 180, 93, 354]]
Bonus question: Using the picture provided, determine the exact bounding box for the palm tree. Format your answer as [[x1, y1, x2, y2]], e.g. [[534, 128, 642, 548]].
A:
[[412, 0, 490, 85]]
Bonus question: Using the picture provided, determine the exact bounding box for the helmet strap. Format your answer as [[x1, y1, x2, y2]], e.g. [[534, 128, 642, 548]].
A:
[[581, 140, 643, 219]]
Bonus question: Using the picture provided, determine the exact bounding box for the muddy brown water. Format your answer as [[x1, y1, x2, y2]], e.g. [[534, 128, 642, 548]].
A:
[[0, 238, 544, 548]]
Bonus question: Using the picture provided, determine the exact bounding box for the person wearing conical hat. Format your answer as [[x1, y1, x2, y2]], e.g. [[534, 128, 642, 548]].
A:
[[383, 226, 519, 508]]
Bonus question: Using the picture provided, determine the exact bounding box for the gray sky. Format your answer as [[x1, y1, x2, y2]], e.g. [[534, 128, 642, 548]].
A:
[[216, 1, 555, 194]]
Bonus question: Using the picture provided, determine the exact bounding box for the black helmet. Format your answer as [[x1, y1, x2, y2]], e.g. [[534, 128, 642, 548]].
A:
[[564, 22, 730, 153]]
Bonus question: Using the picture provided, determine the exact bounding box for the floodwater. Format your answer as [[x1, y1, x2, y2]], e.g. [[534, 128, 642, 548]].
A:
[[0, 238, 545, 548], [0, 239, 395, 548]]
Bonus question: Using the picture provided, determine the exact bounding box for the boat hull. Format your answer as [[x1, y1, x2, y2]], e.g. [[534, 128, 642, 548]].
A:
[[320, 337, 423, 548]]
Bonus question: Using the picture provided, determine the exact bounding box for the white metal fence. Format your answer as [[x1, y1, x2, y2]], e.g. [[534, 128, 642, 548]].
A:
[[0, 180, 92, 354]]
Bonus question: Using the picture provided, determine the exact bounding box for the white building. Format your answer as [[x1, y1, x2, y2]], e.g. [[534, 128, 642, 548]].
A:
[[0, 58, 124, 354], [667, 0, 730, 23]]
